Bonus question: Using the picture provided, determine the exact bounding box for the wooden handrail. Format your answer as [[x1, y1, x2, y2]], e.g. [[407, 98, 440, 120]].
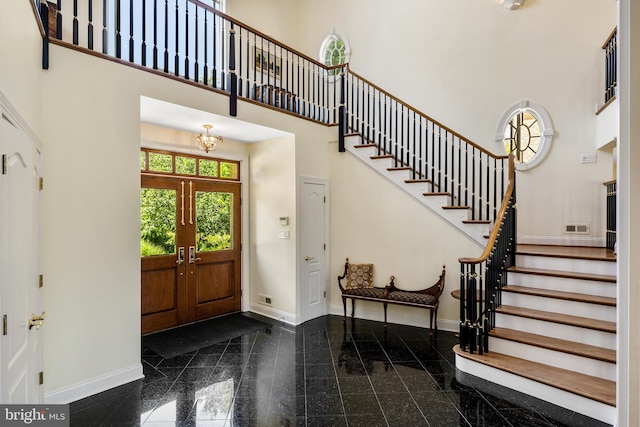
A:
[[602, 26, 617, 50], [603, 179, 617, 186], [346, 66, 508, 160], [458, 155, 515, 265]]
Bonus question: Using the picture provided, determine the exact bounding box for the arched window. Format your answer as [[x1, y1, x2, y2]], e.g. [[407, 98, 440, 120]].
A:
[[495, 101, 554, 170], [319, 31, 350, 76]]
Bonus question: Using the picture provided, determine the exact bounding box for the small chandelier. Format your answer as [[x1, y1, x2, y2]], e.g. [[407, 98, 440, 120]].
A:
[[196, 124, 223, 153]]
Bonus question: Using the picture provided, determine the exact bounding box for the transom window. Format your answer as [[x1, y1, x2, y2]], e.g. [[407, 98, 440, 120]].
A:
[[140, 148, 239, 181], [496, 101, 554, 171]]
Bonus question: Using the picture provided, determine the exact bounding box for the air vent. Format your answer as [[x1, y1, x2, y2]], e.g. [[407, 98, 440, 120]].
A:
[[565, 224, 590, 234]]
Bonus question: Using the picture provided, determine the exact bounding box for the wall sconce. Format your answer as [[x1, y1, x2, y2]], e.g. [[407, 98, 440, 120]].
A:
[[502, 0, 524, 10], [196, 124, 223, 153]]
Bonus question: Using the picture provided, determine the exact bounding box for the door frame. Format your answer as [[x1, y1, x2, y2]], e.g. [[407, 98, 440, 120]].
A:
[[297, 176, 330, 324], [139, 141, 250, 314]]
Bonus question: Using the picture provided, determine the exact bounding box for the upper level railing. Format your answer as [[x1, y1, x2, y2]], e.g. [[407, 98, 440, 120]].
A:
[[604, 179, 617, 252], [603, 27, 617, 104]]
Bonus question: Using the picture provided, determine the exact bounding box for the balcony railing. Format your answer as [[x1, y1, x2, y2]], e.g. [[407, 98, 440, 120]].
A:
[[604, 179, 617, 252], [603, 27, 617, 103]]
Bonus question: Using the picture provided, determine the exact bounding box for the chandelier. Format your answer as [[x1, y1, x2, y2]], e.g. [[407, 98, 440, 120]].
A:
[[196, 124, 223, 153]]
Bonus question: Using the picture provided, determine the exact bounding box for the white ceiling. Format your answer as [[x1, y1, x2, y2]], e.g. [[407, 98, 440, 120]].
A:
[[139, 96, 291, 143]]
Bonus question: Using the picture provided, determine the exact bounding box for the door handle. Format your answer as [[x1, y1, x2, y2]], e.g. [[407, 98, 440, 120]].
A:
[[29, 312, 46, 330], [189, 246, 201, 264], [176, 247, 185, 264], [305, 256, 315, 261]]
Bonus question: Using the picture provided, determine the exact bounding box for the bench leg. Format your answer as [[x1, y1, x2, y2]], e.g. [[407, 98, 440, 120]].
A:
[[342, 296, 347, 323], [383, 302, 388, 329], [351, 299, 355, 318]]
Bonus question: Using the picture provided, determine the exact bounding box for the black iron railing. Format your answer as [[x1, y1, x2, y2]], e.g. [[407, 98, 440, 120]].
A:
[[605, 179, 617, 252], [343, 69, 510, 223], [458, 156, 516, 354], [603, 27, 617, 103]]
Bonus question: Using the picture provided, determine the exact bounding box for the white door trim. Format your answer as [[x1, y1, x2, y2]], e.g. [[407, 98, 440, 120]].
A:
[[297, 176, 329, 324]]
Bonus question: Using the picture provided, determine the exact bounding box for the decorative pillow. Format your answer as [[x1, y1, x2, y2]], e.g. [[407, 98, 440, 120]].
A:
[[346, 264, 374, 289]]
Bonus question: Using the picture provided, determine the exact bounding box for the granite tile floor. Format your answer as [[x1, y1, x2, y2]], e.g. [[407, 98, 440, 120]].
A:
[[70, 314, 611, 426]]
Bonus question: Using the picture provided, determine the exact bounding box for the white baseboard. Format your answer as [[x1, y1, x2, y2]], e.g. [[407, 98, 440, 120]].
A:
[[249, 303, 297, 325], [518, 234, 606, 247], [328, 304, 458, 333], [44, 363, 144, 404]]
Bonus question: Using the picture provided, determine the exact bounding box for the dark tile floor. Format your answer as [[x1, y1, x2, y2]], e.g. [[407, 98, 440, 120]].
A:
[[70, 314, 611, 426]]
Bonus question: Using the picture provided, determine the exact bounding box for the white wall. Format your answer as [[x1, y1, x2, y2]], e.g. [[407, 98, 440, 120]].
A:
[[249, 136, 297, 322], [243, 0, 616, 244], [0, 1, 43, 129], [329, 146, 481, 329]]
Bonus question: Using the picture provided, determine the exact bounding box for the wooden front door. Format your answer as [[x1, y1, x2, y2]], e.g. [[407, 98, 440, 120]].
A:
[[140, 153, 241, 334]]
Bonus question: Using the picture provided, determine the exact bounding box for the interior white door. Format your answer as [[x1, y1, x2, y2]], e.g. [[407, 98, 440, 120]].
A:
[[0, 115, 43, 404], [300, 179, 327, 322]]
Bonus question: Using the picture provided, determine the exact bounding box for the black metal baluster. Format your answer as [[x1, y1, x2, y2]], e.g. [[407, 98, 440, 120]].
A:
[[102, 0, 108, 54], [245, 29, 251, 98], [471, 147, 476, 220], [464, 144, 469, 208], [163, 0, 169, 73], [338, 65, 345, 152], [236, 27, 241, 96], [152, 0, 158, 69], [477, 153, 483, 221], [194, 5, 199, 83], [221, 18, 226, 91], [212, 14, 217, 87], [486, 154, 490, 221], [443, 130, 448, 195], [88, 0, 94, 50], [56, 0, 62, 39], [72, 0, 78, 44], [115, 0, 122, 58], [229, 24, 237, 116], [203, 9, 208, 84], [184, 1, 189, 80], [457, 138, 462, 206], [129, 0, 134, 62], [173, 0, 180, 76], [141, 0, 146, 65]]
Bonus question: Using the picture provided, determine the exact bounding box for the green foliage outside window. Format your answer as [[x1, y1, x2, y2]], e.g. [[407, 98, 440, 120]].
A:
[[323, 35, 346, 76], [140, 188, 177, 256]]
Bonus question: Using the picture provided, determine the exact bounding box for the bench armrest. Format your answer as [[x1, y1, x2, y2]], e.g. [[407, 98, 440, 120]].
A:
[[387, 265, 446, 300]]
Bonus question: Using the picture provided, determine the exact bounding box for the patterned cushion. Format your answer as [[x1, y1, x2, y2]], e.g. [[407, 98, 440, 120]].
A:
[[343, 287, 386, 299], [388, 291, 436, 305], [346, 264, 374, 289]]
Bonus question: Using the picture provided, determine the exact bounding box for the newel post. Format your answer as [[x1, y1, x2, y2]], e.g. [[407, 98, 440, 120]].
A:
[[40, 1, 50, 70], [228, 25, 238, 117]]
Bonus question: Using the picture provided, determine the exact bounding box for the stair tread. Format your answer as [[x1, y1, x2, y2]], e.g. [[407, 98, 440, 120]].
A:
[[508, 266, 617, 283], [405, 179, 431, 183], [490, 327, 616, 363], [442, 205, 470, 210], [516, 244, 616, 262], [496, 305, 617, 333], [423, 192, 450, 197], [371, 154, 394, 160], [463, 219, 491, 224], [387, 166, 412, 171], [503, 285, 616, 306], [453, 344, 616, 406]]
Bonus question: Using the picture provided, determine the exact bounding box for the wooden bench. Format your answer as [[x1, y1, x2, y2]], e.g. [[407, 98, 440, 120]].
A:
[[338, 258, 446, 334]]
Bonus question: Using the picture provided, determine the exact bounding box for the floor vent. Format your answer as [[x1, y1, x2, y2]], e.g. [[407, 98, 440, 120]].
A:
[[565, 223, 590, 234]]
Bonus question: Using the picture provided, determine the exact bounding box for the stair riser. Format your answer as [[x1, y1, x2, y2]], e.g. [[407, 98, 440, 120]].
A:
[[507, 272, 616, 298], [501, 293, 616, 322], [489, 337, 615, 381], [495, 314, 616, 349], [515, 254, 616, 276]]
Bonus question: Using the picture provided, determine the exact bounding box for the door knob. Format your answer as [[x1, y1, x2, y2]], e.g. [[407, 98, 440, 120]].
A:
[[305, 256, 315, 261], [29, 312, 46, 330]]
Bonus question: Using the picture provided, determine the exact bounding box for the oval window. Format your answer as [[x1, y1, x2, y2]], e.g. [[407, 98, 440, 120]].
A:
[[495, 101, 554, 170]]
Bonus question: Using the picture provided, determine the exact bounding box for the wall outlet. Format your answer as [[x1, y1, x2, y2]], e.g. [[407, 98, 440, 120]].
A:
[[258, 294, 273, 305]]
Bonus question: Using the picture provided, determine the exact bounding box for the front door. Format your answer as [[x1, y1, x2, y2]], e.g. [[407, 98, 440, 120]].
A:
[[140, 150, 241, 334], [0, 115, 43, 403]]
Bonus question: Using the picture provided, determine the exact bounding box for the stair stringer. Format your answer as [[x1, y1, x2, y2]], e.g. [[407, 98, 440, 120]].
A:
[[344, 135, 489, 246]]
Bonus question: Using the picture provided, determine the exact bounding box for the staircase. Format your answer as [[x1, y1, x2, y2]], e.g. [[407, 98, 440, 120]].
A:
[[344, 135, 492, 246], [454, 244, 617, 425]]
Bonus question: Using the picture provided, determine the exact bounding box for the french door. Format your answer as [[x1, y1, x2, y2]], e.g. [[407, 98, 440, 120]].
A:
[[141, 174, 241, 334]]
